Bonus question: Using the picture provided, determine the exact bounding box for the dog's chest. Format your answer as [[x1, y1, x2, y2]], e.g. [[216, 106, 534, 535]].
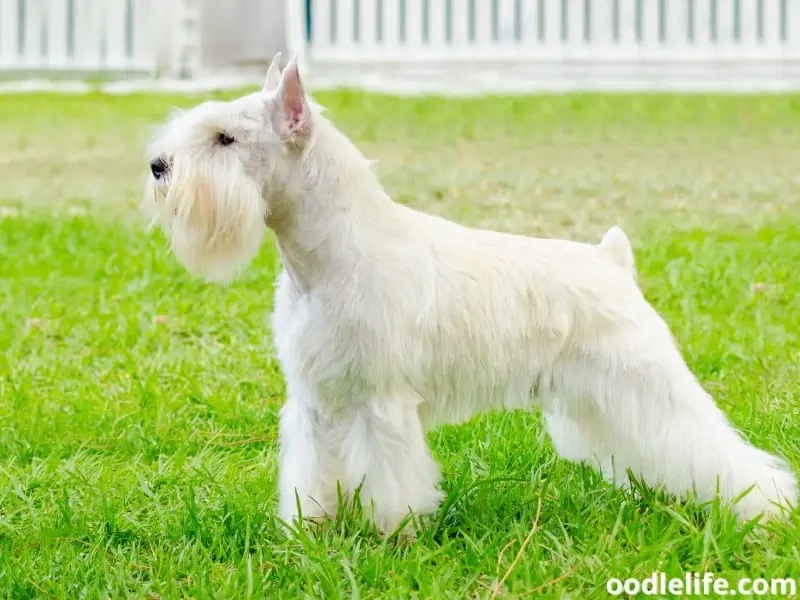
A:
[[272, 278, 425, 402]]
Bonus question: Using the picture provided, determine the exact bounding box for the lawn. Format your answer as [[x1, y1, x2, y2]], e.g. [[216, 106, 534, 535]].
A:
[[1, 91, 800, 598]]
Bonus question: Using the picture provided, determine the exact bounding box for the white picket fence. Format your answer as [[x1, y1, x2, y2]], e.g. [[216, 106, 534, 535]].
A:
[[292, 0, 800, 91], [0, 0, 201, 77], [2, 0, 800, 91], [301, 0, 797, 61]]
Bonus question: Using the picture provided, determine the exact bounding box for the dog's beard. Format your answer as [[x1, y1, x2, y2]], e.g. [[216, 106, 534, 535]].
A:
[[146, 155, 265, 283]]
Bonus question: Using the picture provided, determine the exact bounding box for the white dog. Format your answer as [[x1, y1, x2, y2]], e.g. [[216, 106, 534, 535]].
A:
[[144, 54, 797, 533]]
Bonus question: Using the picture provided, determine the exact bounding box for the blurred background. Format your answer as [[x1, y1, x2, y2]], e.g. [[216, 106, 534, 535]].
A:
[[0, 0, 798, 92]]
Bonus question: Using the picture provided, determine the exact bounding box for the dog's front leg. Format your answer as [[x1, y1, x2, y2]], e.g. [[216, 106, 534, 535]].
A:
[[338, 397, 444, 534], [277, 388, 342, 530]]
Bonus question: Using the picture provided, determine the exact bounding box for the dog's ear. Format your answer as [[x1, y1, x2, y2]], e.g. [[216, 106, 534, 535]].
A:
[[263, 52, 283, 92], [274, 57, 311, 139]]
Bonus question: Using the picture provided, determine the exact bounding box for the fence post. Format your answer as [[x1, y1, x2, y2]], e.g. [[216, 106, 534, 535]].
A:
[[284, 0, 308, 73], [163, 0, 202, 78]]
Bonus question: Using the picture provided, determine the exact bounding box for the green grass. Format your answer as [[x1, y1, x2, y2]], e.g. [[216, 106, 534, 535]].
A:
[[1, 92, 800, 598]]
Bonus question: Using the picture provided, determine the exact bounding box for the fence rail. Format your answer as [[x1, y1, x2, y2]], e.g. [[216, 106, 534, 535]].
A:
[[0, 0, 202, 77], [293, 0, 800, 91], [2, 0, 800, 91], [304, 0, 797, 59]]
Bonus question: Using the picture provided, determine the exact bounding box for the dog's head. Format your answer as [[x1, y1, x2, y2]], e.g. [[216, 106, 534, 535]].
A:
[[144, 53, 316, 282]]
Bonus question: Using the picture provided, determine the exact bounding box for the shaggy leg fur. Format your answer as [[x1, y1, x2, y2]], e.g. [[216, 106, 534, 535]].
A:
[[338, 399, 443, 533], [558, 320, 796, 520], [277, 388, 342, 527], [544, 410, 611, 465]]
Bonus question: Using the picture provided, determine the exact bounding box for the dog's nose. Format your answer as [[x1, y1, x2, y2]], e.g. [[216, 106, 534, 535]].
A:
[[150, 157, 168, 179]]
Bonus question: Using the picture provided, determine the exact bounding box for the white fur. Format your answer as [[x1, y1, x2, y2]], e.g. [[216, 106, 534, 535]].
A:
[[143, 110, 265, 283], [144, 57, 797, 533], [600, 224, 636, 277]]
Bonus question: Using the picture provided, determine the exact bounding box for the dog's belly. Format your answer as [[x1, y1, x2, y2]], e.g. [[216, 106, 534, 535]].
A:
[[412, 317, 569, 427], [271, 268, 567, 422], [280, 321, 554, 429], [416, 362, 544, 428]]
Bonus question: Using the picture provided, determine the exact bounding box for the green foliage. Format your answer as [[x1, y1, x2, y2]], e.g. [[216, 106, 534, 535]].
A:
[[0, 91, 798, 598]]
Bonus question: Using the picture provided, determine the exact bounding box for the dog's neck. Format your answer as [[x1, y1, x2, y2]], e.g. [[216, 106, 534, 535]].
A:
[[267, 117, 398, 291]]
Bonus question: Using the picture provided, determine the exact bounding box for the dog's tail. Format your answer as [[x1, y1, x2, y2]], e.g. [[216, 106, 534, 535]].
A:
[[599, 225, 635, 277]]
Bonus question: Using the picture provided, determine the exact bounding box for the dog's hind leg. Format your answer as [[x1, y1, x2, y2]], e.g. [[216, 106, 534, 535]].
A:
[[543, 409, 610, 465], [277, 384, 343, 530], [337, 395, 444, 534], [577, 321, 797, 521], [543, 407, 633, 488]]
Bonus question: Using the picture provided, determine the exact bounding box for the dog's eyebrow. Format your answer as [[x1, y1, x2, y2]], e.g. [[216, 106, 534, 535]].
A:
[[234, 112, 265, 129]]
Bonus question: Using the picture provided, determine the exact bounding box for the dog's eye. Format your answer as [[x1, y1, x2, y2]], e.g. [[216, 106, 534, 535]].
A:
[[217, 132, 235, 146]]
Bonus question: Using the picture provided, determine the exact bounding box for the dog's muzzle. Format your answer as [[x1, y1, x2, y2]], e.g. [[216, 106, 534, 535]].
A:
[[150, 156, 169, 180]]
